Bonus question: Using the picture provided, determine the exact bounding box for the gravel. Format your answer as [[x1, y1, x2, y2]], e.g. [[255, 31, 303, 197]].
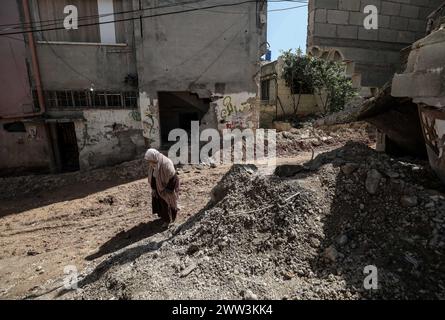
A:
[[64, 142, 445, 300]]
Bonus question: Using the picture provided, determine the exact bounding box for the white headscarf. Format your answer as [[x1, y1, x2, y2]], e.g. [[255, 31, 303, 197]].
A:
[[145, 148, 178, 209], [145, 148, 161, 177]]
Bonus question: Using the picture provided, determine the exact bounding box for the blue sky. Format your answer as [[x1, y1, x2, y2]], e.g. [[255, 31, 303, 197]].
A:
[[267, 1, 308, 60]]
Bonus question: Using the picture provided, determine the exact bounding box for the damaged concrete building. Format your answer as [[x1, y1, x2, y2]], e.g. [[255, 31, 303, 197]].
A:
[[0, 0, 267, 175], [308, 0, 445, 183], [307, 0, 444, 95]]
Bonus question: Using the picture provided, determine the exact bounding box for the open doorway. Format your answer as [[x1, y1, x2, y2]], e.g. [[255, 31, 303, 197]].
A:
[[158, 92, 210, 147], [55, 122, 80, 172]]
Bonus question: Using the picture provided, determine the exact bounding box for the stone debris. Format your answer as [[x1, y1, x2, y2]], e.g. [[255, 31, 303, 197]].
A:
[[365, 169, 382, 195], [57, 142, 445, 300], [400, 195, 418, 208], [276, 121, 375, 157]]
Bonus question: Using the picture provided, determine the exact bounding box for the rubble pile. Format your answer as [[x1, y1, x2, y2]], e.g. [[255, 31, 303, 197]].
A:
[[276, 121, 375, 156], [69, 142, 444, 300]]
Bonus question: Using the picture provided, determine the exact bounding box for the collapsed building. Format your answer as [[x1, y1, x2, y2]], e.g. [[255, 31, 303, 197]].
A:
[[0, 0, 267, 175], [308, 0, 445, 184]]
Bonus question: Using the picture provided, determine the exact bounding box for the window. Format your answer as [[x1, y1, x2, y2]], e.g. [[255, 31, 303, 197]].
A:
[[261, 79, 270, 102], [73, 91, 88, 107], [56, 91, 73, 107], [123, 92, 138, 108], [92, 91, 107, 107], [36, 0, 126, 44], [43, 90, 138, 109], [106, 93, 123, 107], [37, 0, 100, 43]]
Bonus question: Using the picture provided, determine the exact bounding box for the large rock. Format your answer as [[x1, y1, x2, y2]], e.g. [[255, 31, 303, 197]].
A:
[[401, 195, 418, 208], [365, 169, 382, 194]]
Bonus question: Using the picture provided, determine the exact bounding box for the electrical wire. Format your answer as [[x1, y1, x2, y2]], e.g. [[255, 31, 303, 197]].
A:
[[0, 0, 307, 34], [0, 0, 308, 88]]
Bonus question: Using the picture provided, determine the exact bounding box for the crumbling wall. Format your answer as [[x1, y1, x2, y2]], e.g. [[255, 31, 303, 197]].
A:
[[0, 121, 53, 175], [74, 110, 145, 170], [307, 0, 444, 88], [215, 93, 259, 131], [135, 0, 267, 146]]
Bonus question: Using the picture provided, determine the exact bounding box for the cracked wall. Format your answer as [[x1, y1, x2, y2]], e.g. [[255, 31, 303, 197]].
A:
[[74, 110, 145, 170], [135, 0, 267, 146]]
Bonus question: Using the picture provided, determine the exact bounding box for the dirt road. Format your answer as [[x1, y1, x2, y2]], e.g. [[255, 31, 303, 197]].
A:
[[0, 159, 233, 299], [0, 149, 324, 299]]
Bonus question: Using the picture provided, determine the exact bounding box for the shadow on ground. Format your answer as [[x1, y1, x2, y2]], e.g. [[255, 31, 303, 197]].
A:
[[0, 160, 147, 218], [85, 219, 169, 261]]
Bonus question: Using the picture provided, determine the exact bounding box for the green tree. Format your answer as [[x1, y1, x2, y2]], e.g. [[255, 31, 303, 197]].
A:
[[280, 49, 356, 115]]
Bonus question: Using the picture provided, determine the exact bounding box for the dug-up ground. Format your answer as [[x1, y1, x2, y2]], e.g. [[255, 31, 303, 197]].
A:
[[0, 122, 444, 300]]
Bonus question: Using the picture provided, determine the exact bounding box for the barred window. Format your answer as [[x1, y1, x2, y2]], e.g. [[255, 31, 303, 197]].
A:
[[43, 90, 138, 109], [124, 92, 138, 108]]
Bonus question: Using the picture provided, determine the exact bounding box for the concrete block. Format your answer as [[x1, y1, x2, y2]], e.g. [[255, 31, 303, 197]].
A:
[[358, 27, 379, 41], [360, 0, 382, 12], [378, 28, 398, 42], [314, 23, 337, 37], [400, 4, 419, 19], [392, 72, 443, 98], [381, 1, 400, 16], [390, 16, 409, 30], [349, 11, 365, 26], [379, 15, 390, 28], [327, 10, 349, 25], [397, 31, 416, 44], [408, 19, 426, 32], [418, 7, 435, 20], [315, 9, 327, 23], [337, 25, 358, 39], [339, 0, 360, 11], [314, 0, 338, 10]]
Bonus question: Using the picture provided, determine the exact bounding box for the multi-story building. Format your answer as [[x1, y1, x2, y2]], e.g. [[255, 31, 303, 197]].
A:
[[307, 0, 443, 94], [0, 0, 267, 175]]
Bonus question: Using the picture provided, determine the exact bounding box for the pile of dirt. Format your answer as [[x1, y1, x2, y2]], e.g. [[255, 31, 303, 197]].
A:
[[64, 142, 444, 300], [276, 121, 375, 156]]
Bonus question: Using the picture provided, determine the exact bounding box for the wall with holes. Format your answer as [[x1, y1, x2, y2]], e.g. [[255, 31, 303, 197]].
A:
[[74, 109, 145, 170]]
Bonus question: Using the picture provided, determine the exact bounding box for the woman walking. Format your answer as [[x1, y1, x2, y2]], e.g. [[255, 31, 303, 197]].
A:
[[145, 149, 180, 226]]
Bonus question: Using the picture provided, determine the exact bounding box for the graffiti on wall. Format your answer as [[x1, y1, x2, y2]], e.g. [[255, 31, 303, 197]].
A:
[[139, 92, 159, 146], [27, 126, 37, 140], [216, 94, 257, 130], [129, 110, 141, 122]]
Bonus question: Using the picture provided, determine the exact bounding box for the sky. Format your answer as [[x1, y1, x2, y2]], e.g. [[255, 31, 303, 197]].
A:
[[267, 1, 308, 60]]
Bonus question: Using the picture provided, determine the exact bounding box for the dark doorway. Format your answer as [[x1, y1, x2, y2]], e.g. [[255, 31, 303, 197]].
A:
[[158, 92, 210, 147], [56, 122, 80, 172]]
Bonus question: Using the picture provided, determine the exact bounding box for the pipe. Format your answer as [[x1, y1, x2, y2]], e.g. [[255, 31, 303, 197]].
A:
[[1, 0, 46, 120], [23, 0, 45, 114]]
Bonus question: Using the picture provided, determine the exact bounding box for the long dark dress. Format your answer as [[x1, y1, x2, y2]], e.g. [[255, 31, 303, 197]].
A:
[[151, 174, 179, 223]]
